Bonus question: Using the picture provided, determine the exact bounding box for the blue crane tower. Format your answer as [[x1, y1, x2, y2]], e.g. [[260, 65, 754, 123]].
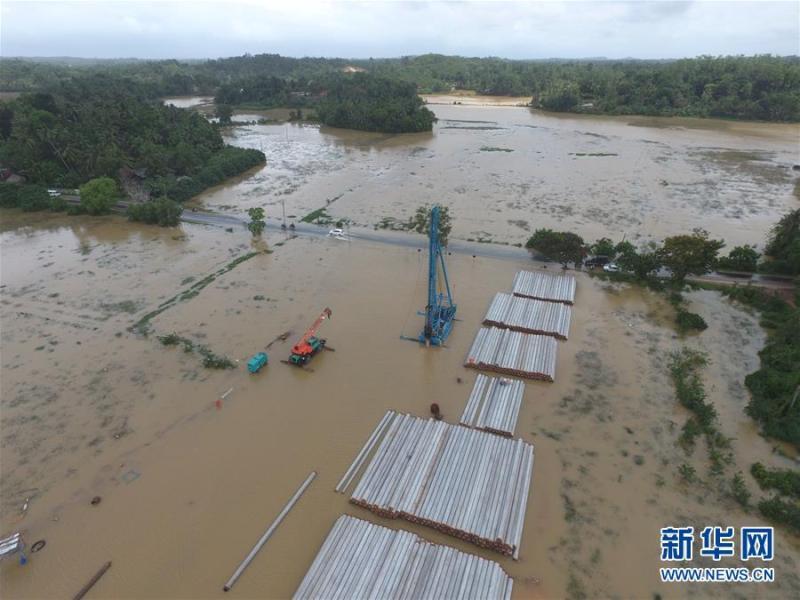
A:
[[418, 205, 457, 346]]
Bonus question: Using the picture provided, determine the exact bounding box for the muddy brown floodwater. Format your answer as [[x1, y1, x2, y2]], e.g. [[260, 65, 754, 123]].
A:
[[1, 202, 799, 598], [191, 101, 799, 250]]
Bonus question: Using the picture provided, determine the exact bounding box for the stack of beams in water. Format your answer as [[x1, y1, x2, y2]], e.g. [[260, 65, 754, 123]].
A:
[[460, 374, 524, 437], [293, 515, 514, 600], [483, 292, 572, 340], [464, 326, 558, 382], [348, 412, 534, 558], [512, 270, 576, 304]]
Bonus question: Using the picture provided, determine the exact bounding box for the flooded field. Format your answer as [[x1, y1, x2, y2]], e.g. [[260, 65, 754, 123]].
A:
[[1, 208, 798, 598], [193, 102, 799, 249]]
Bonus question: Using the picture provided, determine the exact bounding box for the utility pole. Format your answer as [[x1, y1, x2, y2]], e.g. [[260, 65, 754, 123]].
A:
[[281, 197, 287, 229]]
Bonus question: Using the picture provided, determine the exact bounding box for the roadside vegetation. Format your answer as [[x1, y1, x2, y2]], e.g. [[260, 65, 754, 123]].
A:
[[375, 205, 452, 245], [127, 197, 182, 226]]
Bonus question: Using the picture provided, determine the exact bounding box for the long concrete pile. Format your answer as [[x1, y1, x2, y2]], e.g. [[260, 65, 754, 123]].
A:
[[293, 515, 514, 600], [460, 374, 524, 437], [484, 292, 572, 339], [512, 270, 576, 304], [349, 412, 534, 558], [465, 326, 558, 382]]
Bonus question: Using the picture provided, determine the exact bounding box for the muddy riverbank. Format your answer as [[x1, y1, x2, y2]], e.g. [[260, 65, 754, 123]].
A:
[[1, 210, 798, 598]]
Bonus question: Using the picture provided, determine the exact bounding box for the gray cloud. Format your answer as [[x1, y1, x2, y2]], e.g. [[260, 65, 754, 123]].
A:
[[1, 1, 797, 60]]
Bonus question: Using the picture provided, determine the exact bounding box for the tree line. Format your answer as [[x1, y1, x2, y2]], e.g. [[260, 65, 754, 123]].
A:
[[0, 73, 265, 223], [526, 209, 800, 277], [526, 210, 799, 451], [3, 53, 798, 121]]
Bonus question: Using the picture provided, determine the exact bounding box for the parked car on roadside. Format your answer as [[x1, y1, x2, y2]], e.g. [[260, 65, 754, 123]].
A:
[[603, 262, 621, 273]]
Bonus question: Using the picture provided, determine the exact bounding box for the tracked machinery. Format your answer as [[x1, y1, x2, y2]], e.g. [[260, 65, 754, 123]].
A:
[[286, 307, 333, 367]]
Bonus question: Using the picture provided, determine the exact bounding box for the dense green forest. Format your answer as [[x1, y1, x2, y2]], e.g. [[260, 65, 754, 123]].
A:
[[3, 53, 798, 121], [0, 74, 264, 196], [315, 74, 435, 132], [215, 72, 435, 133]]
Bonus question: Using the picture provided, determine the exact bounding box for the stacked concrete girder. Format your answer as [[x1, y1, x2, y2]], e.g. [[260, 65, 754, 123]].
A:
[[465, 326, 558, 382], [293, 515, 514, 600], [512, 270, 576, 304], [484, 292, 572, 340], [460, 374, 524, 437], [346, 412, 534, 558]]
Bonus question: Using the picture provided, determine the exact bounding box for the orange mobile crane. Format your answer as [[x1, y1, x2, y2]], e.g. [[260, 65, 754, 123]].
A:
[[287, 308, 332, 366]]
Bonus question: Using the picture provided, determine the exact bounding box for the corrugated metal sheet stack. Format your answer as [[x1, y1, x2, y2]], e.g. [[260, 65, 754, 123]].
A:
[[464, 326, 558, 382], [512, 270, 576, 304], [460, 374, 524, 437], [348, 411, 534, 558], [483, 292, 572, 340], [293, 515, 514, 600]]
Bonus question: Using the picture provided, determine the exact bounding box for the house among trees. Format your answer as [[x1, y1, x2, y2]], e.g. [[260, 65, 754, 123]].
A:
[[118, 166, 150, 203]]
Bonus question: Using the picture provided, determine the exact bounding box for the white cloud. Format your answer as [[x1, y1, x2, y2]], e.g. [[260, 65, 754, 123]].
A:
[[0, 1, 797, 59]]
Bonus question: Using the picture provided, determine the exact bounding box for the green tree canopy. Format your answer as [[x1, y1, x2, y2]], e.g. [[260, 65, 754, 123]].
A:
[[616, 242, 664, 280], [216, 103, 233, 125], [247, 206, 266, 236], [80, 177, 119, 215], [127, 198, 182, 226], [315, 73, 436, 133], [591, 237, 617, 257], [717, 245, 760, 272], [539, 82, 582, 112], [764, 209, 800, 275], [526, 229, 586, 266], [660, 229, 725, 282], [410, 205, 452, 246]]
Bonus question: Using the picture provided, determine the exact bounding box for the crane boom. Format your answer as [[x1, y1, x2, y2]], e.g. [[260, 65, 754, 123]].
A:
[[288, 307, 332, 366], [292, 307, 332, 353]]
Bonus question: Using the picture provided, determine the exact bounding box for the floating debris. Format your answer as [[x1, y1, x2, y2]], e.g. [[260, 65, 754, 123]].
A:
[[348, 412, 534, 558], [484, 292, 572, 339], [512, 270, 576, 304], [465, 326, 558, 382], [460, 374, 524, 437], [294, 515, 514, 599]]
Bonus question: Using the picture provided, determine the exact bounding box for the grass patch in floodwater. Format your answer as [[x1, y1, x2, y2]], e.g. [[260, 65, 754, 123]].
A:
[[750, 462, 800, 534], [480, 146, 514, 153], [99, 300, 141, 315], [569, 152, 618, 157], [301, 207, 333, 224], [668, 348, 733, 476], [158, 332, 235, 369], [668, 292, 708, 333], [131, 251, 262, 334], [441, 125, 504, 130]]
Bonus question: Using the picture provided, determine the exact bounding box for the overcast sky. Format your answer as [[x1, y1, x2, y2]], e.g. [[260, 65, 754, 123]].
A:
[[1, 1, 798, 60]]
